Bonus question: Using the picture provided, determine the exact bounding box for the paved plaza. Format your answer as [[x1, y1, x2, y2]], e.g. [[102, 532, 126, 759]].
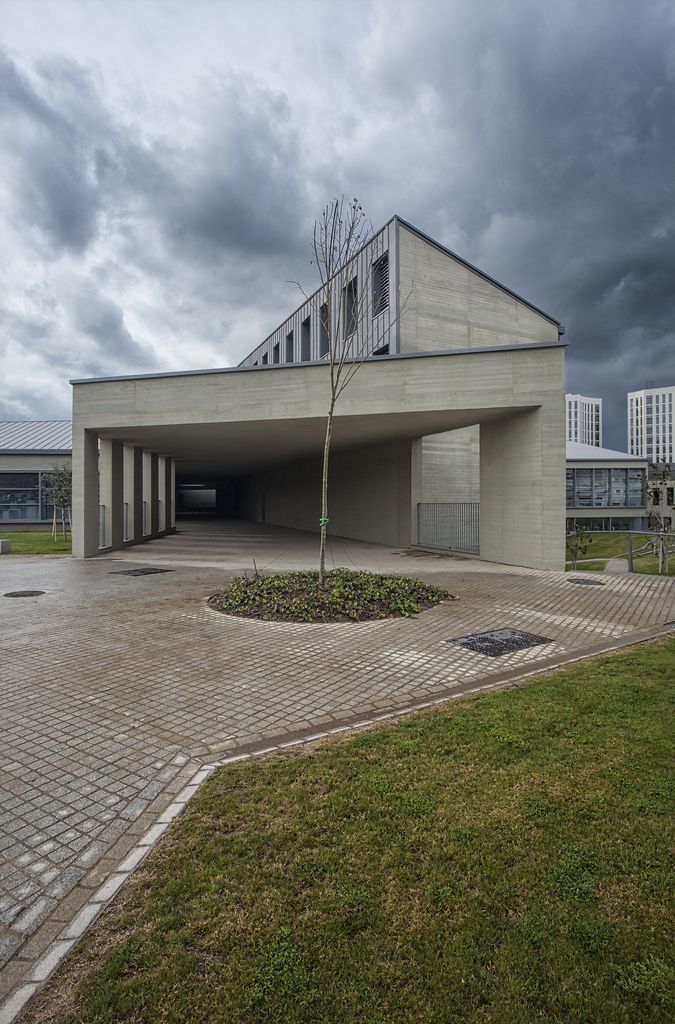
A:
[[1, 521, 674, 1020]]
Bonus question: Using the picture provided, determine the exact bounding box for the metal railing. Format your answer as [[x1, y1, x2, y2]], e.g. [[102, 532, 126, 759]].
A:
[[417, 502, 479, 555], [626, 529, 675, 574]]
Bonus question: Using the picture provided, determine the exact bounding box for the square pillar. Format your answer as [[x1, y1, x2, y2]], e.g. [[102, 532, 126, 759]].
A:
[[133, 447, 144, 541], [150, 453, 159, 535], [72, 428, 99, 558], [99, 439, 124, 550], [142, 451, 152, 534], [164, 458, 174, 532], [122, 445, 135, 541], [158, 457, 166, 532], [480, 406, 565, 570]]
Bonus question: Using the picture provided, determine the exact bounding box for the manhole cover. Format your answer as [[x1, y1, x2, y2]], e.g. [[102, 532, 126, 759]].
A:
[[4, 590, 45, 598], [110, 567, 175, 576], [568, 577, 606, 586], [447, 628, 552, 657]]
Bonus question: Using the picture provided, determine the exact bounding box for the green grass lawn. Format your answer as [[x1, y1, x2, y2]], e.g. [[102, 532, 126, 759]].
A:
[[0, 531, 71, 554], [632, 553, 675, 576], [566, 531, 630, 561], [26, 639, 675, 1024], [565, 559, 609, 572]]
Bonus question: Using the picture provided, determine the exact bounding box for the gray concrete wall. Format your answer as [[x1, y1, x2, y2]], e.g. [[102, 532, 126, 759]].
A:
[[0, 455, 72, 471], [72, 344, 566, 569], [239, 439, 416, 548], [398, 224, 559, 353], [421, 426, 480, 502], [481, 401, 566, 570]]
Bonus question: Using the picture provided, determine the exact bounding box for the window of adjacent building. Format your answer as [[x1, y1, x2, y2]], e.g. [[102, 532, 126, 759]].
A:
[[593, 469, 609, 507], [566, 469, 574, 506], [273, 343, 280, 364], [0, 472, 44, 522], [372, 344, 389, 356], [343, 277, 357, 338], [285, 331, 294, 363], [610, 469, 627, 506], [372, 252, 389, 317], [626, 469, 645, 507], [262, 353, 268, 364], [575, 469, 592, 506], [319, 302, 329, 357]]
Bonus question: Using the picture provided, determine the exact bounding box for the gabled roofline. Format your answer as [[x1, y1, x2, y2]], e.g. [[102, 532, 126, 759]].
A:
[[393, 216, 562, 330], [238, 213, 562, 366]]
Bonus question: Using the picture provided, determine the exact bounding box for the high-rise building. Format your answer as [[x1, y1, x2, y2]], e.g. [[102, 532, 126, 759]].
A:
[[627, 386, 675, 463], [565, 394, 602, 446]]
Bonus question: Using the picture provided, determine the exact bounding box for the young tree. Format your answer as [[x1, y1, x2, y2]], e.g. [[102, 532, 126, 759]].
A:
[[43, 463, 72, 541], [566, 521, 591, 570], [297, 198, 406, 584], [648, 463, 673, 574]]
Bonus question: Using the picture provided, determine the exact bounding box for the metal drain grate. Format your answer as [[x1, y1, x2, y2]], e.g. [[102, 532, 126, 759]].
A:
[[4, 590, 45, 598], [447, 628, 552, 657], [568, 577, 606, 586], [110, 567, 175, 577]]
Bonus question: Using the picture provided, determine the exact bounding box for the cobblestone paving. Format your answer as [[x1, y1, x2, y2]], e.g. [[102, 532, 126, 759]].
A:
[[1, 538, 674, 1017]]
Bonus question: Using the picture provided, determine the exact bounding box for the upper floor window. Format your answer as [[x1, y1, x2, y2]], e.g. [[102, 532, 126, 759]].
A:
[[319, 302, 329, 357], [273, 343, 280, 364], [372, 252, 389, 317], [301, 316, 311, 361], [343, 277, 357, 338], [285, 331, 294, 363]]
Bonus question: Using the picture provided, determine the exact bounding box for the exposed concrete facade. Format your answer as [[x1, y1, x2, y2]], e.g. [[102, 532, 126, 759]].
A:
[[71, 215, 566, 570]]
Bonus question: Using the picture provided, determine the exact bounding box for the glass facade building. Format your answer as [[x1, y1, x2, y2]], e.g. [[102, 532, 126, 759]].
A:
[[0, 471, 58, 523]]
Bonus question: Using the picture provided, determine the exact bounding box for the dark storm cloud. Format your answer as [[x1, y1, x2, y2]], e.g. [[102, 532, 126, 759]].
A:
[[1, 0, 673, 448], [69, 290, 157, 370], [0, 50, 105, 250], [356, 0, 675, 446]]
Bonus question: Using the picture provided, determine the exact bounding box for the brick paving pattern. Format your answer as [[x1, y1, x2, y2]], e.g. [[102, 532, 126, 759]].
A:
[[1, 528, 674, 1018]]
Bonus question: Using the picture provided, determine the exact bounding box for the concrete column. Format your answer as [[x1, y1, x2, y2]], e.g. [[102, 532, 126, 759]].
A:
[[480, 407, 565, 570], [72, 428, 99, 558], [99, 439, 124, 550], [164, 458, 174, 531], [133, 447, 144, 541], [158, 457, 166, 532], [142, 451, 152, 535], [410, 438, 423, 545], [122, 445, 134, 541], [150, 453, 159, 534]]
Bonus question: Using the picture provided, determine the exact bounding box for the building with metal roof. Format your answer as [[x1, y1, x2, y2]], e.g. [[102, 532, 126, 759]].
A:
[[0, 421, 72, 530]]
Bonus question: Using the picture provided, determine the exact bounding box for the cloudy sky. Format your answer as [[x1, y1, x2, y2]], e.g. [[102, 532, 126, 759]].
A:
[[1, 0, 673, 447]]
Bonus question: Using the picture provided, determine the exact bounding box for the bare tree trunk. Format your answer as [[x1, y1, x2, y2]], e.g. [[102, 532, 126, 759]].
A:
[[52, 505, 57, 541], [318, 397, 335, 586]]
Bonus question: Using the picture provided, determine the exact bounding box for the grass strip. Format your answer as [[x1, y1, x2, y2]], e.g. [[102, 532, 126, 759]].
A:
[[25, 638, 675, 1024]]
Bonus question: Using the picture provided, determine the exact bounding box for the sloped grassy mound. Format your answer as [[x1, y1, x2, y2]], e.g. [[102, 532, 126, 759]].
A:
[[208, 568, 453, 623]]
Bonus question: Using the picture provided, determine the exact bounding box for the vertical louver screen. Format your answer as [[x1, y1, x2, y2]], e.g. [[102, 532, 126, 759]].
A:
[[373, 252, 389, 316]]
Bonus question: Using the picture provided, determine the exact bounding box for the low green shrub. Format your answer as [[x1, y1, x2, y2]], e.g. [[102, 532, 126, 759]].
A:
[[208, 568, 453, 623]]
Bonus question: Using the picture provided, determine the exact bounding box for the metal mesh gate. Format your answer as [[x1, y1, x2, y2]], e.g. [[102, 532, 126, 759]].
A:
[[417, 502, 479, 554]]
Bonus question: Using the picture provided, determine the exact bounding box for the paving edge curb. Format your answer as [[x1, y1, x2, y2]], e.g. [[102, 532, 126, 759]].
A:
[[1, 620, 673, 1024]]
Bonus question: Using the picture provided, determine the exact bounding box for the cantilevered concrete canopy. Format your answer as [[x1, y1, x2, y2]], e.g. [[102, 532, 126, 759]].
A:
[[71, 342, 566, 570]]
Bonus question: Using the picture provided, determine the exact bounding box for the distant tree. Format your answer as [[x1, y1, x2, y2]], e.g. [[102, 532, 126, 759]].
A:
[[648, 463, 672, 574], [567, 521, 591, 570], [43, 464, 72, 541], [295, 198, 408, 584]]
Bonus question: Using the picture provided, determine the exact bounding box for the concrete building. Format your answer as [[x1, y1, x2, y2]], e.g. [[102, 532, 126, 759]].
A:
[[566, 393, 602, 446], [627, 385, 675, 463], [565, 441, 648, 531], [71, 215, 567, 570], [0, 421, 72, 529]]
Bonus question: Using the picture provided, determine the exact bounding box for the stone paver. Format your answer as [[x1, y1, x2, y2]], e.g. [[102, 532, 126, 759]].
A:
[[1, 521, 674, 1019]]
